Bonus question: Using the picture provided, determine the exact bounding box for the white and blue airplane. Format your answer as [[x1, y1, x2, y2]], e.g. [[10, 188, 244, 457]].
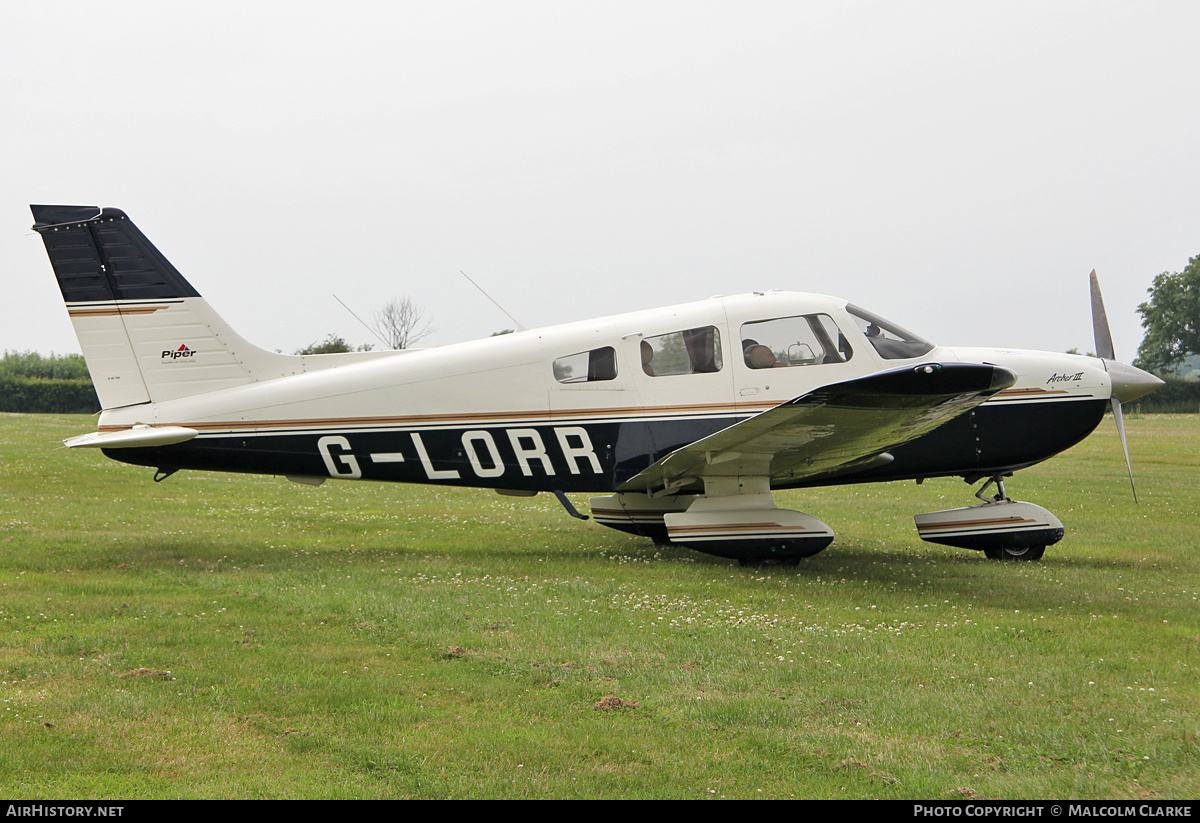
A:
[[30, 205, 1163, 564]]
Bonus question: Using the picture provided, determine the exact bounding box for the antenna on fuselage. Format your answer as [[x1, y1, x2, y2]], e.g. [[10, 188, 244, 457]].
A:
[[460, 270, 527, 333], [332, 294, 393, 350]]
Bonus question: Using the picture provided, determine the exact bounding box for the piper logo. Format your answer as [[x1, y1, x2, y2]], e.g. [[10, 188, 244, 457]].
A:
[[162, 344, 196, 360]]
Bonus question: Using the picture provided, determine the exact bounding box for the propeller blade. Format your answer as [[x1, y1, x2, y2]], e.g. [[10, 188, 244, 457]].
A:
[[1090, 270, 1151, 503], [1110, 398, 1138, 503], [1090, 269, 1116, 360]]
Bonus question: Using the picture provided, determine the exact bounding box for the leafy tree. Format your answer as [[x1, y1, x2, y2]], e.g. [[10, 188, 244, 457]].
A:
[[1135, 255, 1200, 375]]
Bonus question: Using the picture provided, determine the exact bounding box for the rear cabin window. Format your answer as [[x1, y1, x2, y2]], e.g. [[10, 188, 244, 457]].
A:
[[553, 346, 617, 383], [739, 314, 853, 369], [640, 326, 723, 376]]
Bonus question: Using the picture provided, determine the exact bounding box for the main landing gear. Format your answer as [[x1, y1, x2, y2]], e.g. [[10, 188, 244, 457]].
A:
[[913, 474, 1063, 561], [591, 473, 1064, 564], [591, 476, 834, 564]]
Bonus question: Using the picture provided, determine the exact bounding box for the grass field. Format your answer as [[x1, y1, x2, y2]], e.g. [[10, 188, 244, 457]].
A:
[[1, 412, 1197, 799]]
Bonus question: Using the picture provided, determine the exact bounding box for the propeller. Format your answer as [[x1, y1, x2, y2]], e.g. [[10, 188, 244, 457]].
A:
[[1089, 270, 1164, 502]]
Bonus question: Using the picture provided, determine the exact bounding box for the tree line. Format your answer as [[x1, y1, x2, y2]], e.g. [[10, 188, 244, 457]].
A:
[[0, 351, 99, 413], [0, 295, 435, 413], [295, 296, 435, 354]]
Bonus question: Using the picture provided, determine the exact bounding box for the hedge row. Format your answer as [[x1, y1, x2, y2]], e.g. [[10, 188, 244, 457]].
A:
[[0, 376, 100, 414], [1133, 378, 1200, 414]]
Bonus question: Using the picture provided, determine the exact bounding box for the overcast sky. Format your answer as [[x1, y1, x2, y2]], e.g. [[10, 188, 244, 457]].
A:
[[3, 1, 1197, 361]]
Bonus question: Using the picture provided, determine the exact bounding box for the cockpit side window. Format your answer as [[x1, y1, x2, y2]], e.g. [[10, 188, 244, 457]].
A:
[[641, 326, 723, 376], [554, 346, 617, 383], [846, 305, 935, 360], [739, 314, 853, 369]]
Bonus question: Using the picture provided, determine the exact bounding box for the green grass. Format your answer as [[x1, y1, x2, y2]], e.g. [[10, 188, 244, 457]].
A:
[[1, 412, 1198, 799]]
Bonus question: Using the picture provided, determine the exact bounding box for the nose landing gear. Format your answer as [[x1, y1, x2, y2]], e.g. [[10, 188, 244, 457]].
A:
[[913, 474, 1063, 561]]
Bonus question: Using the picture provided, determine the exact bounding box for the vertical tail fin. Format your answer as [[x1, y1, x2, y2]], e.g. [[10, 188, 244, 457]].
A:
[[31, 205, 301, 409]]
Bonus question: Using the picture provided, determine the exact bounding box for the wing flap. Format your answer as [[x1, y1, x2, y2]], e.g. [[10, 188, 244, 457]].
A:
[[619, 362, 1015, 494]]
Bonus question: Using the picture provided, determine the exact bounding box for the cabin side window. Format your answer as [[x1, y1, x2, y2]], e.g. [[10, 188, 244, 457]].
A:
[[640, 326, 723, 377], [739, 314, 853, 369], [553, 346, 617, 383]]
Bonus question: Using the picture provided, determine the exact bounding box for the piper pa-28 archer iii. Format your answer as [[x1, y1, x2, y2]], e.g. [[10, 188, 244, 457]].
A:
[[30, 205, 1164, 564]]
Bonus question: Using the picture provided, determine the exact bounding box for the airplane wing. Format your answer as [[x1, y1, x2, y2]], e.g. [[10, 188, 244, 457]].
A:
[[618, 362, 1016, 494]]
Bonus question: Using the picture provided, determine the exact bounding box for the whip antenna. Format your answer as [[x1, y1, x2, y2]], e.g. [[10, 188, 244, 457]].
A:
[[332, 294, 392, 350], [461, 270, 527, 332]]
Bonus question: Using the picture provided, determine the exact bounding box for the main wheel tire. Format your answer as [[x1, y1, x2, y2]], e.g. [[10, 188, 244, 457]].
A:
[[983, 545, 1046, 561]]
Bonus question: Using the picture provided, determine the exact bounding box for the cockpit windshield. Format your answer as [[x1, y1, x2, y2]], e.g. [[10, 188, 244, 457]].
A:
[[846, 305, 935, 360]]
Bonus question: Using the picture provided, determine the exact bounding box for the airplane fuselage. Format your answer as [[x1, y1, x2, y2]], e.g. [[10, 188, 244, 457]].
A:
[[93, 291, 1111, 493]]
